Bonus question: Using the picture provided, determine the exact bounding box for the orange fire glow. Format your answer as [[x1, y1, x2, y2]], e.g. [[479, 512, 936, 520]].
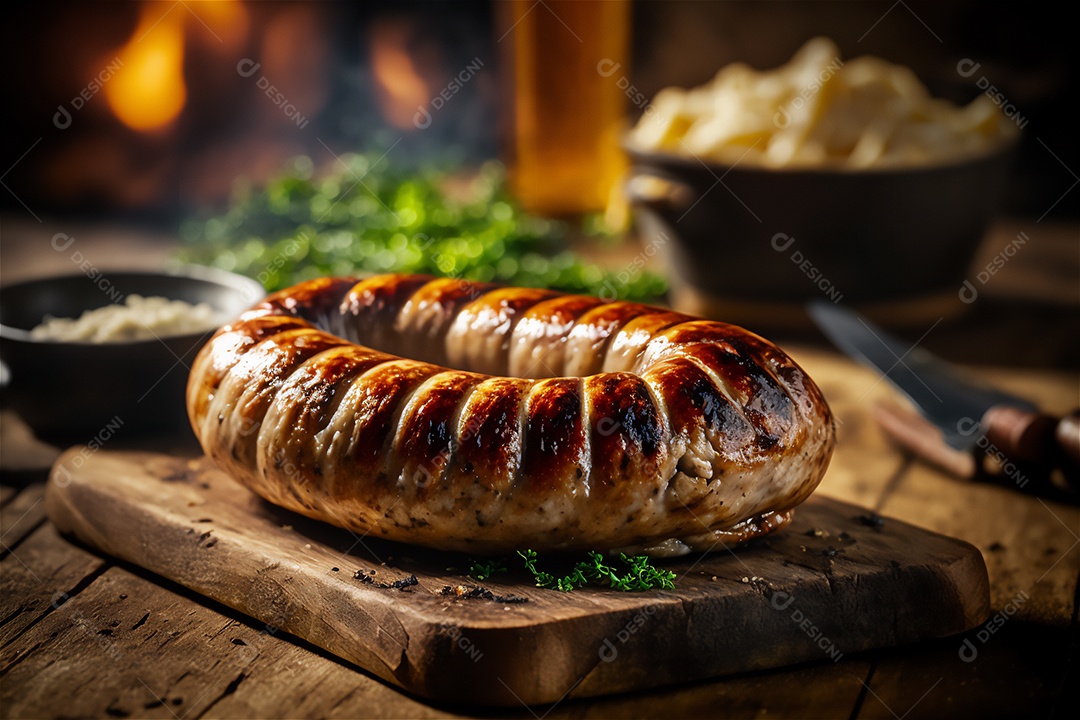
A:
[[193, 0, 249, 47], [105, 4, 187, 132], [370, 21, 429, 130]]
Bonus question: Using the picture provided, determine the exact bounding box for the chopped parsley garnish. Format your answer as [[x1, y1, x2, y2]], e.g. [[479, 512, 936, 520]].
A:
[[465, 549, 677, 592]]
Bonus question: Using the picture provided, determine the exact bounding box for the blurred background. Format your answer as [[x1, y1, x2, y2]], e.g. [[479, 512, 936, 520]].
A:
[[3, 1, 1078, 216], [1, 0, 1077, 365]]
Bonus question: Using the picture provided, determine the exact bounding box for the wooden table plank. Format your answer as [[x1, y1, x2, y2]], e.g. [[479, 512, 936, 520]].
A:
[[206, 649, 464, 720], [0, 410, 62, 485], [0, 529, 464, 719], [46, 448, 988, 706], [2, 330, 1077, 717], [0, 484, 48, 561], [0, 486, 16, 506], [879, 462, 1078, 624], [793, 347, 1080, 622], [851, 623, 1078, 720], [866, 361, 1080, 625], [828, 354, 1080, 719], [0, 516, 875, 720], [544, 658, 873, 719], [0, 521, 107, 650], [789, 348, 911, 511]]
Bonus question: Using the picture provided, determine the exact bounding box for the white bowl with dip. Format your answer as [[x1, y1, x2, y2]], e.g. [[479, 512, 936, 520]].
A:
[[0, 265, 264, 440]]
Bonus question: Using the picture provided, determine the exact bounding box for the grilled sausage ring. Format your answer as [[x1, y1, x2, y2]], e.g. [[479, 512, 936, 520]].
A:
[[187, 274, 834, 556]]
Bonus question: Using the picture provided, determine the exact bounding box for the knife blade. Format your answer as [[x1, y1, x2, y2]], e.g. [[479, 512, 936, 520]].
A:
[[808, 301, 1080, 490]]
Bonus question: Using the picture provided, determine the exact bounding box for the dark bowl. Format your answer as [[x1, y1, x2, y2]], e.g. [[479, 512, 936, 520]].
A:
[[625, 140, 1017, 323], [0, 266, 264, 441]]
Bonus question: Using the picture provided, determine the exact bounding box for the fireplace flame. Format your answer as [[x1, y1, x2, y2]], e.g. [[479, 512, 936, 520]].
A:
[[370, 21, 429, 130], [105, 4, 187, 132], [195, 0, 249, 47]]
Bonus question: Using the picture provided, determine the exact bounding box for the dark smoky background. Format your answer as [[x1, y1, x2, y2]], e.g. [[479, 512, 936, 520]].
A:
[[0, 1, 497, 224], [0, 0, 1075, 224], [629, 1, 1078, 220]]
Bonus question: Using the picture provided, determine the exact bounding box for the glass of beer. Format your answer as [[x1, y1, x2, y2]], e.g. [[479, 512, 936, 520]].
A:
[[498, 0, 630, 216]]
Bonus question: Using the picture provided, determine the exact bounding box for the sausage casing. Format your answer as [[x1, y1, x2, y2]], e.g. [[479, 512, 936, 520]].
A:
[[187, 274, 834, 555]]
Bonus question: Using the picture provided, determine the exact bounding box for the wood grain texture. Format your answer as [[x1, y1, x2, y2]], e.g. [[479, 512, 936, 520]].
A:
[[0, 555, 464, 720], [2, 219, 1076, 718], [44, 449, 990, 706], [0, 410, 62, 480], [0, 484, 47, 558], [792, 349, 1080, 720], [0, 519, 106, 649], [0, 486, 17, 505], [851, 625, 1080, 720], [545, 657, 875, 720], [0, 509, 875, 720]]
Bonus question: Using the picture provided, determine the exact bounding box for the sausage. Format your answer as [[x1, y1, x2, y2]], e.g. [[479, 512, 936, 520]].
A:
[[187, 274, 835, 556]]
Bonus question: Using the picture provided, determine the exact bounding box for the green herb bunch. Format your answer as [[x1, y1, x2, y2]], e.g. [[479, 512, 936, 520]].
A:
[[467, 550, 675, 592], [178, 153, 667, 301]]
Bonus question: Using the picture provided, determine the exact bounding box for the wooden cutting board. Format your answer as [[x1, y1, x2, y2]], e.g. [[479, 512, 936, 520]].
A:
[[44, 448, 990, 707]]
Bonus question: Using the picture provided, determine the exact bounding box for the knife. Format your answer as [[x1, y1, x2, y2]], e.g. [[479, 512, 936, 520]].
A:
[[808, 301, 1080, 494]]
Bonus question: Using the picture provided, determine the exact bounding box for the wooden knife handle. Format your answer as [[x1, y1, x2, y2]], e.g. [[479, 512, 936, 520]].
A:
[[872, 403, 977, 478], [1055, 411, 1080, 468], [983, 406, 1080, 490]]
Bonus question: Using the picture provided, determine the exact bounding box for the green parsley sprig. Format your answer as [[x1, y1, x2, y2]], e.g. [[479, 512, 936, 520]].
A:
[[497, 549, 676, 592], [178, 153, 667, 302], [468, 558, 507, 581]]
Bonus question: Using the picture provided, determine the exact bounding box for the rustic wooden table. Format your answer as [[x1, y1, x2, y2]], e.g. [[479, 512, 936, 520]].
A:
[[1, 219, 1077, 718]]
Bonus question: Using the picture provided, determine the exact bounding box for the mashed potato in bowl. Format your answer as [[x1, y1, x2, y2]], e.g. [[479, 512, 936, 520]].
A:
[[30, 295, 220, 343], [629, 37, 1018, 169]]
